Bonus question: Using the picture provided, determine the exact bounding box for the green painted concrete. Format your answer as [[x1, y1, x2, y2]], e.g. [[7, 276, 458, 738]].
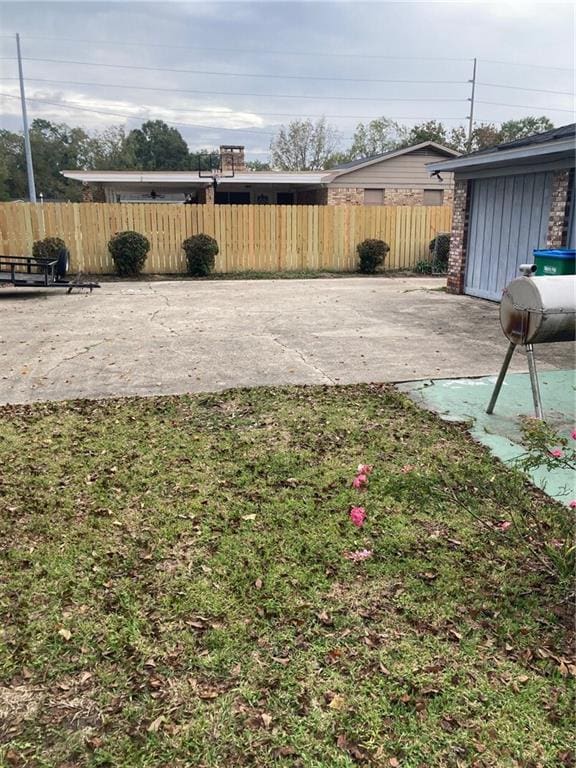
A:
[[399, 369, 575, 505]]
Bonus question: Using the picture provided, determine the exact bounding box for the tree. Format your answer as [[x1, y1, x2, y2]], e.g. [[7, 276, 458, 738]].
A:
[[87, 126, 134, 170], [403, 120, 449, 148], [126, 120, 189, 170], [499, 116, 554, 143], [245, 159, 271, 171], [270, 118, 340, 170], [348, 118, 407, 159]]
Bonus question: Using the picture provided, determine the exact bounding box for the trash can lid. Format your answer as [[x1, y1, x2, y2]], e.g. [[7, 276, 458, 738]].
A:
[[533, 248, 576, 260]]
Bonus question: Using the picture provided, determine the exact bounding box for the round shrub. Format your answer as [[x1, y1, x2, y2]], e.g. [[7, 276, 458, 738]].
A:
[[32, 236, 66, 261], [108, 231, 150, 276], [182, 233, 219, 277], [32, 236, 70, 279], [429, 233, 450, 270], [357, 238, 390, 274]]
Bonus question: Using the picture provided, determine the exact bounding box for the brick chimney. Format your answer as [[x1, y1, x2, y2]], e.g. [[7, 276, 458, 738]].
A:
[[220, 145, 245, 173]]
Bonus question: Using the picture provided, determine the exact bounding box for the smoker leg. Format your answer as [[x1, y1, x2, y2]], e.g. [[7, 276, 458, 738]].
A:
[[525, 343, 544, 420], [486, 341, 516, 414]]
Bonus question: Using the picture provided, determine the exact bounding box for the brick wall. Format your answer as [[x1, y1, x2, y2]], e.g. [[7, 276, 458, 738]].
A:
[[446, 179, 470, 294], [546, 169, 573, 248], [326, 187, 364, 205], [220, 145, 246, 173], [81, 183, 105, 203]]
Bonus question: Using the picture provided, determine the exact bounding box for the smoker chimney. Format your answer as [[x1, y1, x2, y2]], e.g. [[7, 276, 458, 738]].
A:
[[219, 145, 245, 173]]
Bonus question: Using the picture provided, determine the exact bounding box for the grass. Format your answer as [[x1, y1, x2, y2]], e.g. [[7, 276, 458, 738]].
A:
[[0, 384, 573, 768], [97, 269, 423, 282]]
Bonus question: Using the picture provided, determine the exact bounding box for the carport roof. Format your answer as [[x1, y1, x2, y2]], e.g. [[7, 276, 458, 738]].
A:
[[61, 170, 332, 185], [426, 123, 575, 174]]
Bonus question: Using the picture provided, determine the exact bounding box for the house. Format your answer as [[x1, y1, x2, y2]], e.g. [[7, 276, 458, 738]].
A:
[[61, 142, 459, 207], [427, 123, 575, 301]]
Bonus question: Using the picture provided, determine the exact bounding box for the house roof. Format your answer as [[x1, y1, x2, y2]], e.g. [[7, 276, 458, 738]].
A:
[[330, 141, 460, 174], [61, 170, 330, 186], [426, 123, 576, 174]]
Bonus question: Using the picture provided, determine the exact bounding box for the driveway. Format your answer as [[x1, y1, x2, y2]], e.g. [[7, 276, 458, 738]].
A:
[[0, 276, 573, 404]]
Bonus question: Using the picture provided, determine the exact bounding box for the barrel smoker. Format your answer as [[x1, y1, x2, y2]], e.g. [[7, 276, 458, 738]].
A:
[[487, 265, 576, 419]]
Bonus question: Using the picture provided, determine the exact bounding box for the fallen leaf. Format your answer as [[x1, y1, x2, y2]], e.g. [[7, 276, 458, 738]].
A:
[[328, 694, 346, 711], [317, 610, 333, 625], [389, 759, 401, 767], [255, 578, 263, 589], [242, 514, 257, 521], [260, 712, 273, 728], [58, 628, 72, 641], [147, 715, 166, 733], [272, 656, 290, 666]]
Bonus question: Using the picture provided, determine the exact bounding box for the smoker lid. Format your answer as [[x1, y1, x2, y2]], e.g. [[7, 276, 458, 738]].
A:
[[503, 278, 544, 313]]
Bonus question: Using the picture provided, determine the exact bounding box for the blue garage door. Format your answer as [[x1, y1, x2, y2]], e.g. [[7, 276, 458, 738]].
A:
[[465, 172, 553, 301]]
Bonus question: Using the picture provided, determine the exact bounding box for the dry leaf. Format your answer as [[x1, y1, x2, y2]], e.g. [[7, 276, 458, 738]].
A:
[[389, 759, 400, 767], [242, 514, 257, 521], [147, 715, 166, 733], [255, 578, 263, 589], [58, 628, 72, 641], [260, 712, 273, 728], [328, 694, 346, 711]]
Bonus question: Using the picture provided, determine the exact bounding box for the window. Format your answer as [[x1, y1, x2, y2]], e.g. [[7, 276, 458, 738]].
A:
[[364, 189, 384, 205], [276, 192, 295, 205], [423, 189, 444, 206], [215, 190, 251, 204]]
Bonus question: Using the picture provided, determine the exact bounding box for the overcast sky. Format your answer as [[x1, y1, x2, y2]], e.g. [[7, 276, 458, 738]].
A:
[[0, 1, 574, 160]]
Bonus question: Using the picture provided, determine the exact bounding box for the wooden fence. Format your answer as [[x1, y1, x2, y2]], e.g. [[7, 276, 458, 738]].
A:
[[0, 203, 452, 274]]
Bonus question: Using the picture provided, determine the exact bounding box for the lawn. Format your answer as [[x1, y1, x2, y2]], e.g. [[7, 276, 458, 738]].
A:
[[0, 385, 573, 768]]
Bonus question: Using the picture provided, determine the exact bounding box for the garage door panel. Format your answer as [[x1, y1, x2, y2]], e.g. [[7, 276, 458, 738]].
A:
[[465, 171, 553, 301]]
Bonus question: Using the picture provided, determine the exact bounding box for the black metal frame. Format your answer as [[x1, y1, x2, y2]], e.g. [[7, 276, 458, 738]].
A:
[[0, 255, 100, 293]]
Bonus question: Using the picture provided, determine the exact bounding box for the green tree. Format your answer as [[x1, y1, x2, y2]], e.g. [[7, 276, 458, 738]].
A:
[[403, 120, 449, 148], [245, 159, 271, 171], [126, 120, 190, 170], [87, 126, 135, 170], [348, 118, 407, 159], [499, 116, 554, 143], [0, 129, 26, 200], [270, 118, 340, 170]]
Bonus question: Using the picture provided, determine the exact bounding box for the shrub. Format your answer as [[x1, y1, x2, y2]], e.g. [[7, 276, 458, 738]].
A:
[[429, 233, 450, 270], [32, 236, 66, 261], [357, 238, 390, 274], [182, 233, 219, 276], [108, 231, 150, 276], [414, 259, 434, 274]]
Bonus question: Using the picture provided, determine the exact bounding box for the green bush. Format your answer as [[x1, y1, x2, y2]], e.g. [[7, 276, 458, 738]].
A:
[[429, 233, 450, 270], [182, 233, 219, 276], [357, 238, 390, 274], [32, 236, 67, 261], [108, 231, 150, 276], [414, 259, 434, 274]]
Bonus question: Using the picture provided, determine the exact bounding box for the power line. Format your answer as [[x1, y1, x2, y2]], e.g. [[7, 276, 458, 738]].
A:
[[0, 35, 473, 63], [0, 92, 277, 136], [479, 57, 575, 73], [10, 55, 470, 87], [0, 76, 468, 119], [477, 81, 574, 96], [476, 100, 574, 113]]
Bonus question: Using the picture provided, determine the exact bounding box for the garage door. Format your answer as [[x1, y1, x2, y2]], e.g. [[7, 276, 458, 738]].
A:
[[465, 172, 553, 301]]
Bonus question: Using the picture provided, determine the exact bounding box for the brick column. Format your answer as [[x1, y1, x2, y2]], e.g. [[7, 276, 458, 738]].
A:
[[446, 179, 470, 294], [200, 185, 215, 204], [82, 182, 93, 202], [546, 169, 572, 248], [326, 187, 364, 205]]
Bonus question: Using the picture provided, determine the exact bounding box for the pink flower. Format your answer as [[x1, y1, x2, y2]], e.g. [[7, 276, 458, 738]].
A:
[[571, 429, 576, 440], [352, 474, 368, 489], [343, 549, 373, 562], [495, 521, 512, 531], [349, 506, 366, 527], [569, 500, 576, 509], [357, 464, 373, 476], [549, 448, 564, 459]]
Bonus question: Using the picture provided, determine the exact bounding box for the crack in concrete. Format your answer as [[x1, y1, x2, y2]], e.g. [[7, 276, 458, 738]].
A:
[[271, 335, 336, 384], [40, 339, 107, 379]]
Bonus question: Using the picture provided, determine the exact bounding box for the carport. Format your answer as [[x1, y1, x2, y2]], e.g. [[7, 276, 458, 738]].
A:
[[428, 124, 575, 301]]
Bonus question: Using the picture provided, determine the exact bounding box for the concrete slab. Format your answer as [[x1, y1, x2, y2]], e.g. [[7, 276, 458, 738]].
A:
[[399, 370, 576, 505], [0, 276, 574, 404]]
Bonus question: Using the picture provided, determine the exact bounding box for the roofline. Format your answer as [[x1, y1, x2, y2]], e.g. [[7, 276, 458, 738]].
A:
[[426, 138, 576, 173], [331, 141, 460, 176], [61, 170, 331, 185]]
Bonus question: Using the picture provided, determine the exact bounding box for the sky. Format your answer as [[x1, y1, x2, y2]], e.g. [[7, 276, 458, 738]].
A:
[[0, 0, 574, 161]]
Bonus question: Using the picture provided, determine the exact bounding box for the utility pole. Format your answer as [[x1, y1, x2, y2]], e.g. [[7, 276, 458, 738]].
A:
[[16, 33, 36, 203], [467, 57, 477, 153]]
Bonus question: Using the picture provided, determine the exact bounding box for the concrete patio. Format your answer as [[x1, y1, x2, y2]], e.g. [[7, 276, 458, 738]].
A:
[[0, 276, 574, 404]]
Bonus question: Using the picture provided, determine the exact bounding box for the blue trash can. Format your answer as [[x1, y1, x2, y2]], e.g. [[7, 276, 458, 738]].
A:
[[533, 248, 576, 276]]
